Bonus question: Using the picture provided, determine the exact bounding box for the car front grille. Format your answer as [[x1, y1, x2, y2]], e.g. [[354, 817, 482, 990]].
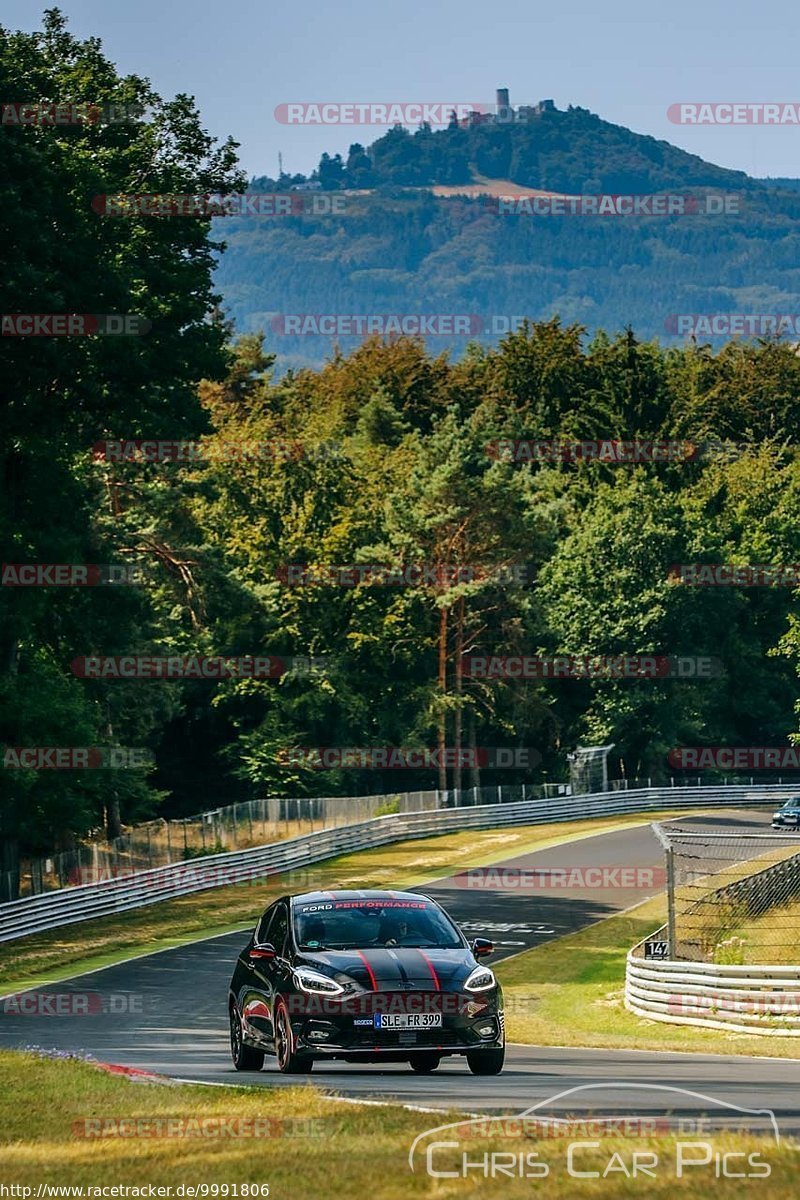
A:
[[347, 1026, 461, 1049]]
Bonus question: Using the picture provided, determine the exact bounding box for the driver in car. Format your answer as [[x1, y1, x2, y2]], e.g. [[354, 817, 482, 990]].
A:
[[378, 915, 410, 946]]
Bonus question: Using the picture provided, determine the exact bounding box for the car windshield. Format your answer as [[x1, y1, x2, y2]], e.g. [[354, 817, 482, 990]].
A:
[[293, 899, 463, 950], [782, 799, 800, 808]]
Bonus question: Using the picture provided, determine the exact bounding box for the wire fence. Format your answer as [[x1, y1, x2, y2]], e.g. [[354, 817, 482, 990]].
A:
[[9, 773, 798, 902], [6, 782, 582, 900], [653, 822, 800, 964], [8, 792, 436, 900]]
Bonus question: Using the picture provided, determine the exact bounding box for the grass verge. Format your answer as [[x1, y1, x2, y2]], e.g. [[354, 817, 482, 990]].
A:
[[497, 893, 800, 1058], [0, 812, 685, 994], [0, 1049, 795, 1198]]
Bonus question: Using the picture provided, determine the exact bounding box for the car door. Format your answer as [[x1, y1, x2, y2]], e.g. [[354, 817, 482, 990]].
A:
[[242, 902, 292, 1045], [260, 902, 294, 1041], [239, 902, 281, 1044]]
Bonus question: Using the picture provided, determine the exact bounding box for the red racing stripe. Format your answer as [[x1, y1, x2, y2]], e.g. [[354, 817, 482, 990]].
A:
[[417, 949, 441, 990], [355, 949, 378, 990]]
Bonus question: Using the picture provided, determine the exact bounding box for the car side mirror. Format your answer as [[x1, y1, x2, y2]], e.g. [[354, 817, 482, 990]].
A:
[[472, 937, 494, 958], [249, 942, 276, 960]]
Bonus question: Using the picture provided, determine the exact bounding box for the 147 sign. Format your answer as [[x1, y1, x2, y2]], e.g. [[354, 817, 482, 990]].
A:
[[644, 940, 669, 960]]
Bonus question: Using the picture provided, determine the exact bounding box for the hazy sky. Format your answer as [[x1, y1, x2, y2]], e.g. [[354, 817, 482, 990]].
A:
[[4, 1, 798, 179]]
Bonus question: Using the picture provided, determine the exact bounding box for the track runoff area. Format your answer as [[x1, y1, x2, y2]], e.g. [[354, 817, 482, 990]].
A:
[[2, 808, 799, 1128]]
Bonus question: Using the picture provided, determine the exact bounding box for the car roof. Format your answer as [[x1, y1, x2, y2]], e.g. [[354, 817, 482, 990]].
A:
[[288, 888, 429, 906]]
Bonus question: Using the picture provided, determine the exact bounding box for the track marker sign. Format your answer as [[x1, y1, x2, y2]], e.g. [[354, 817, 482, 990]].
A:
[[645, 940, 670, 960]]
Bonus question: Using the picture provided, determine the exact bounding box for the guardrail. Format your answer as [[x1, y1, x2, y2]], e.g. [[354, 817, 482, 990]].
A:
[[625, 938, 800, 1035], [4, 790, 442, 901], [1, 782, 796, 944]]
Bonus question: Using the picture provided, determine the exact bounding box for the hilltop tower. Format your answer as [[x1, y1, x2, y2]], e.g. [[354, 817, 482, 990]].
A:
[[495, 86, 512, 123]]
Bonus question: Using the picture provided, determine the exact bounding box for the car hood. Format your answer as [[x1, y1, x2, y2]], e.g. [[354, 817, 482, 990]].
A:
[[299, 947, 476, 991]]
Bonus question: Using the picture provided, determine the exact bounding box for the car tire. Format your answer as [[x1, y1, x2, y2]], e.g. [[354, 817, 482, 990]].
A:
[[466, 1045, 505, 1075], [229, 1003, 265, 1071], [409, 1053, 441, 1073], [274, 1000, 314, 1074]]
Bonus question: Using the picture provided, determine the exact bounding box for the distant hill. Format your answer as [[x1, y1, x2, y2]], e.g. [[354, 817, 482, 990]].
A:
[[257, 103, 761, 195], [758, 177, 800, 193], [353, 104, 756, 193], [215, 103, 800, 368]]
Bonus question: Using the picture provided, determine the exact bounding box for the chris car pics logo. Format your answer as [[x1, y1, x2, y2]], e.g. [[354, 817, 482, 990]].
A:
[[408, 1083, 779, 1181]]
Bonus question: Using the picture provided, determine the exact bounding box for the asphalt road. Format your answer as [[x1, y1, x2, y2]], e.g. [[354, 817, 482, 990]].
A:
[[3, 808, 799, 1130]]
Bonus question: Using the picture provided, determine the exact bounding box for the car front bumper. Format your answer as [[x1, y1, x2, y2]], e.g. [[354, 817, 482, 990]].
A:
[[289, 989, 504, 1054]]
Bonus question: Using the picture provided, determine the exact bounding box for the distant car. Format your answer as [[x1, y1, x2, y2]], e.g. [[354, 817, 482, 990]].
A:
[[227, 889, 505, 1076], [772, 797, 800, 829]]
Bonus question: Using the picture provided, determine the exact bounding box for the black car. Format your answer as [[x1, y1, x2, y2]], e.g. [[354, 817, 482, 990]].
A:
[[228, 889, 505, 1075]]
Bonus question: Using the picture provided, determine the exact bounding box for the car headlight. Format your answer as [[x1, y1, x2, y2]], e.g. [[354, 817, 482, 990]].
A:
[[464, 966, 496, 993], [293, 966, 345, 995]]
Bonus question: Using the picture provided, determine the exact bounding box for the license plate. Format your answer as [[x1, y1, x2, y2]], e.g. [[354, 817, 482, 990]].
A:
[[373, 1012, 443, 1029]]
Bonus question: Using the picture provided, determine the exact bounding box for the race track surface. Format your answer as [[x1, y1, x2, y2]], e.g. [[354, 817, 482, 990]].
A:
[[2, 809, 799, 1129]]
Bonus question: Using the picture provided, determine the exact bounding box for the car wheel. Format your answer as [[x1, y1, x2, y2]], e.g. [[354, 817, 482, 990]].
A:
[[274, 1001, 314, 1074], [466, 1044, 505, 1075], [229, 1003, 265, 1071], [409, 1052, 441, 1073]]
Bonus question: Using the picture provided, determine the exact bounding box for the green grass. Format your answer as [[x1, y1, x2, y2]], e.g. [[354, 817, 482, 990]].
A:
[[0, 1049, 796, 1198], [0, 812, 681, 995], [497, 894, 800, 1057]]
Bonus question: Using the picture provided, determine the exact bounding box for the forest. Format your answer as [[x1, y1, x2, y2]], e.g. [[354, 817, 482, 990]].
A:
[[4, 14, 800, 885]]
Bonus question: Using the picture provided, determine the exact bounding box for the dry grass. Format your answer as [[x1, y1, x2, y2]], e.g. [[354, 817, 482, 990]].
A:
[[674, 844, 800, 964], [0, 1050, 795, 1198]]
